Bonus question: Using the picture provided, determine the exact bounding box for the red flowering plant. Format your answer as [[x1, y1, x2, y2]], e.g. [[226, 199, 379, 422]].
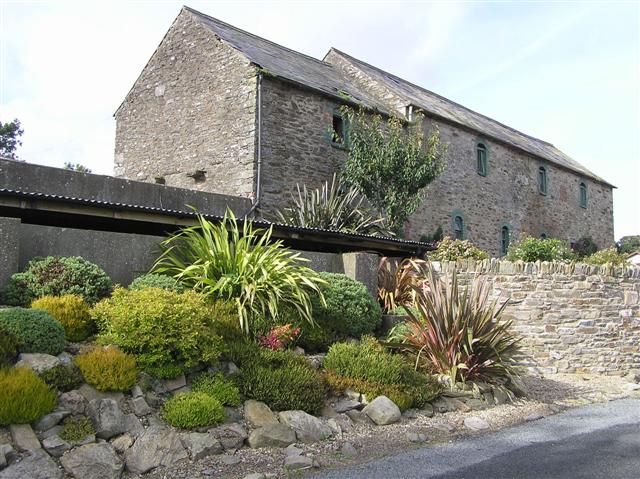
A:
[[258, 324, 301, 350]]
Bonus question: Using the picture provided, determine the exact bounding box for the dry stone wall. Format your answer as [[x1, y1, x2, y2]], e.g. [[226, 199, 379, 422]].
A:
[[434, 260, 640, 375]]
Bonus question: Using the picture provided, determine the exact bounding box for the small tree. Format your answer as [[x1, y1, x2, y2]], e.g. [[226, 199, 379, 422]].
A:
[[0, 119, 24, 160], [339, 107, 447, 232]]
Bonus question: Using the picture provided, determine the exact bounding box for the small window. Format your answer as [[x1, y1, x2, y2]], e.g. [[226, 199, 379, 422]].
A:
[[453, 215, 464, 240], [501, 225, 510, 256], [538, 166, 547, 195], [540, 232, 548, 239], [476, 142, 487, 176], [579, 182, 587, 208], [332, 112, 345, 145]]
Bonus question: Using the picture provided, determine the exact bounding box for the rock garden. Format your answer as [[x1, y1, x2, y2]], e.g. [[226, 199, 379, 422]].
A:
[[0, 213, 637, 479]]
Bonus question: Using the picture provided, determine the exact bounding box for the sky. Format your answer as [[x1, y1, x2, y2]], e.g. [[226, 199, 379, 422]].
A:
[[1, 0, 639, 240]]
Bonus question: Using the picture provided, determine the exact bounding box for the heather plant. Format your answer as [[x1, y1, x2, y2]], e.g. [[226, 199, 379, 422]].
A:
[[191, 372, 241, 406], [258, 324, 301, 350], [40, 364, 84, 392], [506, 236, 575, 262], [0, 308, 66, 355], [162, 392, 225, 429], [129, 273, 185, 292], [0, 367, 57, 425], [75, 346, 137, 392], [427, 237, 488, 261], [153, 210, 325, 335], [31, 294, 94, 341], [2, 256, 112, 306]]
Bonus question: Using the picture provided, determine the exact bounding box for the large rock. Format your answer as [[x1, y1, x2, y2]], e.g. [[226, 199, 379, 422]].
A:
[[283, 454, 314, 470], [244, 400, 278, 427], [362, 396, 401, 425], [334, 399, 361, 413], [9, 424, 40, 451], [279, 411, 332, 443], [464, 416, 490, 431], [327, 413, 354, 436], [15, 353, 60, 374], [124, 426, 188, 475], [60, 443, 123, 479], [41, 435, 71, 457], [58, 390, 86, 415], [162, 374, 186, 392], [212, 423, 248, 450], [33, 411, 71, 432], [111, 434, 134, 454], [79, 384, 123, 403], [124, 414, 145, 438], [0, 450, 62, 479], [131, 396, 152, 416], [248, 424, 296, 448], [179, 432, 223, 460], [87, 399, 126, 439]]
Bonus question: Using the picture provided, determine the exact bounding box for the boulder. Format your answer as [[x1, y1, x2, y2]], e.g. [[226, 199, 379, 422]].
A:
[[283, 454, 314, 470], [111, 434, 134, 454], [15, 353, 60, 374], [87, 399, 126, 439], [279, 410, 332, 443], [248, 424, 296, 448], [9, 424, 40, 452], [60, 443, 123, 479], [464, 416, 490, 431], [340, 442, 358, 457], [57, 352, 73, 367], [131, 397, 152, 416], [0, 450, 62, 479], [144, 391, 164, 408], [224, 406, 243, 424], [422, 403, 435, 417], [243, 474, 276, 479], [41, 435, 71, 457], [220, 454, 241, 465], [179, 432, 223, 461], [406, 432, 428, 443], [0, 444, 15, 465], [123, 414, 144, 438], [492, 388, 511, 405], [124, 426, 188, 475], [284, 445, 303, 457], [162, 374, 186, 392], [244, 400, 278, 428], [327, 413, 354, 435], [362, 396, 401, 425], [38, 425, 62, 440], [58, 390, 86, 415], [131, 385, 144, 398], [334, 399, 361, 413], [79, 384, 123, 403], [33, 411, 71, 432], [345, 409, 373, 425], [212, 423, 248, 450]]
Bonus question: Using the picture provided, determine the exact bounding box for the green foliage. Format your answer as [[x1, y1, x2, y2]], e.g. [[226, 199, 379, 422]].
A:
[[618, 235, 640, 254], [153, 210, 325, 335], [272, 173, 393, 236], [506, 236, 575, 262], [60, 415, 95, 442], [63, 162, 92, 173], [0, 367, 57, 425], [419, 226, 444, 244], [162, 392, 225, 429], [0, 326, 17, 367], [31, 294, 94, 342], [427, 237, 489, 261], [75, 346, 137, 392], [340, 107, 447, 232], [0, 308, 66, 355], [40, 364, 84, 392], [377, 257, 428, 314], [2, 256, 112, 306], [191, 372, 241, 406], [128, 273, 185, 292], [312, 272, 382, 338], [583, 248, 629, 266], [395, 264, 521, 385], [572, 236, 598, 258], [93, 288, 227, 377], [0, 118, 23, 160], [324, 337, 439, 410]]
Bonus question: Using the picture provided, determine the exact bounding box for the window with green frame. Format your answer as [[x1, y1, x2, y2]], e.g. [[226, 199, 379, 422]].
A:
[[538, 166, 548, 195], [476, 141, 487, 176], [452, 214, 464, 240], [500, 225, 511, 256], [579, 182, 587, 208], [331, 110, 347, 146]]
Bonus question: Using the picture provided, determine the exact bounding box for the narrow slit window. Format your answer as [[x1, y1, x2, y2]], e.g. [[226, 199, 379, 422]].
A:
[[538, 166, 547, 195], [501, 225, 510, 256], [332, 113, 345, 145], [476, 143, 487, 176], [453, 215, 464, 240], [579, 182, 587, 208]]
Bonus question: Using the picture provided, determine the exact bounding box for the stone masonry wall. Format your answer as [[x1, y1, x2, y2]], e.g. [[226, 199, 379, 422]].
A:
[[435, 260, 640, 375], [114, 9, 257, 198]]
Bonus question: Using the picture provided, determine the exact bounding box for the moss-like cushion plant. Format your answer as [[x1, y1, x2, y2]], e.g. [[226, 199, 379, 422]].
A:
[[162, 392, 225, 429], [0, 307, 66, 355], [75, 346, 137, 392], [191, 372, 241, 406]]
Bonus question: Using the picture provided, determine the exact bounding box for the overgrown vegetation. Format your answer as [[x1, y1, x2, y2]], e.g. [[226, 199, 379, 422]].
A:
[[92, 288, 227, 378], [427, 237, 489, 261], [74, 346, 137, 392], [340, 107, 447, 232], [0, 367, 57, 425], [162, 392, 225, 429], [572, 236, 598, 259], [153, 210, 325, 335], [31, 294, 94, 342], [506, 236, 575, 262], [40, 364, 84, 392], [60, 415, 95, 442], [0, 308, 66, 355]]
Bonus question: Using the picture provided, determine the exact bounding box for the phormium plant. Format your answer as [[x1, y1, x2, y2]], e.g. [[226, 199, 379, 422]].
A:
[[377, 257, 428, 314]]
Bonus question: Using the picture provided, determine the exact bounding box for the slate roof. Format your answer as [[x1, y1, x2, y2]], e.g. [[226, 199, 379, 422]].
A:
[[185, 6, 612, 187]]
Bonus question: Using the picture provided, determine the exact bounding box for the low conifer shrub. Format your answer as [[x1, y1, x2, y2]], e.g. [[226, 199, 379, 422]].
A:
[[0, 308, 66, 355]]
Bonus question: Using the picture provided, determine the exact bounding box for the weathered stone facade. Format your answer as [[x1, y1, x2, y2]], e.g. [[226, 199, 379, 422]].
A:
[[115, 7, 615, 256], [114, 10, 257, 198], [438, 260, 640, 375]]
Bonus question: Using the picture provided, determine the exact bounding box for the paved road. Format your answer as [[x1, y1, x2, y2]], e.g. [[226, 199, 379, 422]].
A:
[[310, 398, 640, 479]]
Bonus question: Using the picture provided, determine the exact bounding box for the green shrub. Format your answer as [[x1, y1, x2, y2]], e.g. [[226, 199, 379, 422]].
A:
[[59, 415, 95, 442], [162, 392, 225, 429], [0, 308, 66, 355], [75, 346, 137, 392], [572, 236, 598, 259], [506, 236, 575, 262], [40, 364, 84, 392], [152, 211, 325, 335], [31, 295, 94, 342], [191, 372, 241, 406], [312, 272, 382, 338], [93, 288, 228, 378], [0, 367, 57, 425], [2, 256, 112, 306], [129, 273, 185, 292], [0, 326, 17, 367], [583, 247, 629, 266], [427, 237, 489, 261]]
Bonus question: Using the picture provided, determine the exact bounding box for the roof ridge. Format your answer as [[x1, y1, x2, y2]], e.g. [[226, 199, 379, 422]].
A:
[[327, 47, 555, 148], [183, 5, 334, 69]]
